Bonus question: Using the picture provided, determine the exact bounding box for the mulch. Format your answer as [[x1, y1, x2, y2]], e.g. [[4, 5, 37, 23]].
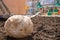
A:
[[0, 15, 60, 40]]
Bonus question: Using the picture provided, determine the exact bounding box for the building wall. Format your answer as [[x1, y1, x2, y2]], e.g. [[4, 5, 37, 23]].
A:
[[3, 0, 26, 15]]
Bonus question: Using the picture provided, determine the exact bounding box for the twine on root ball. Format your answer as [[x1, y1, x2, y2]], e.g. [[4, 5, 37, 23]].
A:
[[4, 15, 33, 38]]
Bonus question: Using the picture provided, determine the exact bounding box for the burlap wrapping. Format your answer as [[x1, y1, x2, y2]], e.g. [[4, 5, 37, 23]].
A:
[[4, 15, 33, 38]]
